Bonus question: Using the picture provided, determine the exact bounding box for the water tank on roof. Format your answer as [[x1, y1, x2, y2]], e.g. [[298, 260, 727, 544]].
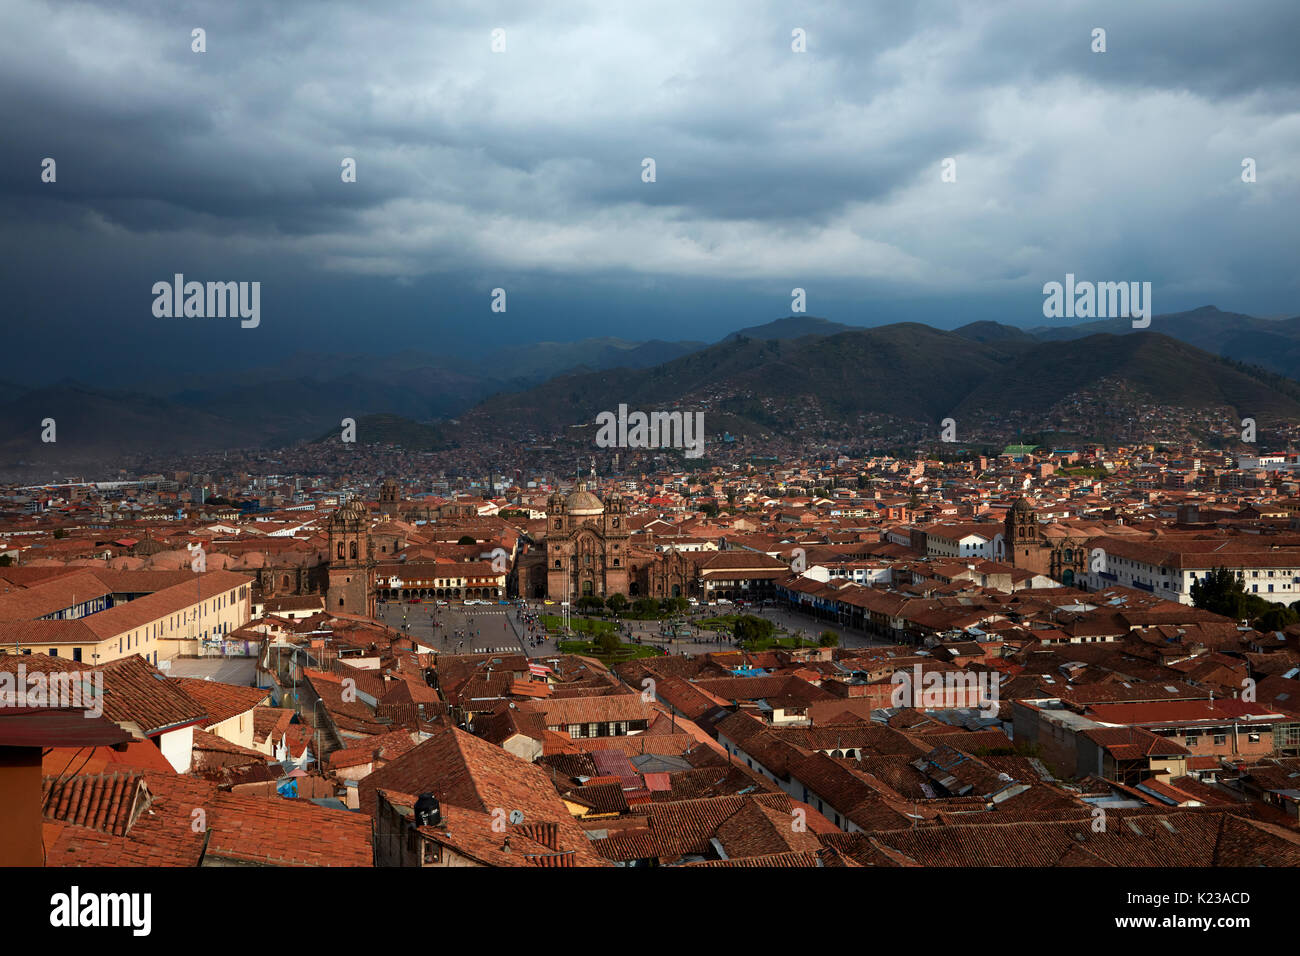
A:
[[414, 793, 441, 827]]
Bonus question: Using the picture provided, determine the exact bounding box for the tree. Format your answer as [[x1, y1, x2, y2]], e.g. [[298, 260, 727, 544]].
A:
[[632, 597, 660, 618], [700, 502, 719, 518], [606, 593, 628, 614], [818, 631, 839, 647], [733, 614, 775, 644], [1190, 566, 1246, 619], [576, 595, 605, 613], [1255, 602, 1300, 632], [457, 535, 477, 545], [1189, 566, 1300, 630], [53, 528, 67, 539], [595, 631, 621, 655]]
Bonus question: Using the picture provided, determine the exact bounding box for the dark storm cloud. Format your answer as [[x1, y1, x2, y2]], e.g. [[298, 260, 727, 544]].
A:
[[0, 0, 1296, 382]]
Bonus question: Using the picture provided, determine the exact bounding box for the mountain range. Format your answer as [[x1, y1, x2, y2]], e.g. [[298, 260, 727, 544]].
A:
[[2, 308, 1297, 469], [459, 323, 1300, 443]]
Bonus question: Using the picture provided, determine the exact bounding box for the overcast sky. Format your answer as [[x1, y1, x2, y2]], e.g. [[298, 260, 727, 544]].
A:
[[2, 0, 1297, 385]]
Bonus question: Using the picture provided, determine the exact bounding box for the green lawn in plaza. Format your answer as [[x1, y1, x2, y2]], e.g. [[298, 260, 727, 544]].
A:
[[556, 639, 664, 663], [540, 615, 617, 636]]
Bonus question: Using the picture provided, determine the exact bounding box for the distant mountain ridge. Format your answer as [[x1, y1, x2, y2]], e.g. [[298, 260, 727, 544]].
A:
[[2, 306, 1297, 471], [1024, 305, 1300, 378], [720, 316, 852, 342], [460, 324, 1300, 442]]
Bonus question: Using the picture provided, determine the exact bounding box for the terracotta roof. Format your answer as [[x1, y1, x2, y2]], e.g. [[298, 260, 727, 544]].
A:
[[98, 655, 207, 736], [517, 693, 654, 727], [381, 793, 582, 867], [0, 570, 112, 621], [43, 772, 150, 836], [170, 678, 269, 728], [204, 791, 373, 866], [328, 729, 422, 771], [357, 723, 608, 866], [865, 812, 1300, 867]]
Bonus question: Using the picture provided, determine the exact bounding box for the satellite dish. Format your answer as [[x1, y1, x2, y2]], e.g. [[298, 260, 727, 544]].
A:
[[508, 809, 524, 825]]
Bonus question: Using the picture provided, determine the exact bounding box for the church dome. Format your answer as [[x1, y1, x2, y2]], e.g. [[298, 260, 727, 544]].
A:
[[332, 498, 368, 525], [1010, 497, 1034, 513], [565, 482, 605, 516]]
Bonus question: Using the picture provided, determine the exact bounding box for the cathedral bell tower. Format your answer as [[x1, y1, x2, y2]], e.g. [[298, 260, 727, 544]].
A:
[[1005, 497, 1039, 567], [327, 498, 374, 616]]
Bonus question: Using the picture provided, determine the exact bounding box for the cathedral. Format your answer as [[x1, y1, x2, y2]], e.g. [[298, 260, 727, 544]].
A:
[[1004, 497, 1089, 588], [518, 482, 768, 602], [540, 481, 631, 600]]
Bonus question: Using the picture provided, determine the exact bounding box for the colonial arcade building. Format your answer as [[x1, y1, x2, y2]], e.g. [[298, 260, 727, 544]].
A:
[[374, 561, 506, 602]]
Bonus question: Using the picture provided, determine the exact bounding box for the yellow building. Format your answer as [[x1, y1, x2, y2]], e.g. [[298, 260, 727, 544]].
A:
[[0, 568, 253, 666]]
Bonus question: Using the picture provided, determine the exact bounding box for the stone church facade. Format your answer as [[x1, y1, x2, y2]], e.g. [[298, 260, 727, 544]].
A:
[[540, 481, 631, 600], [1004, 497, 1089, 588]]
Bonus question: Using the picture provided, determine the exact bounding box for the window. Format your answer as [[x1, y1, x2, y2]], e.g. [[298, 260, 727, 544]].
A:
[[73, 648, 82, 662], [49, 648, 57, 657], [1213, 734, 1226, 745], [1185, 734, 1199, 746]]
